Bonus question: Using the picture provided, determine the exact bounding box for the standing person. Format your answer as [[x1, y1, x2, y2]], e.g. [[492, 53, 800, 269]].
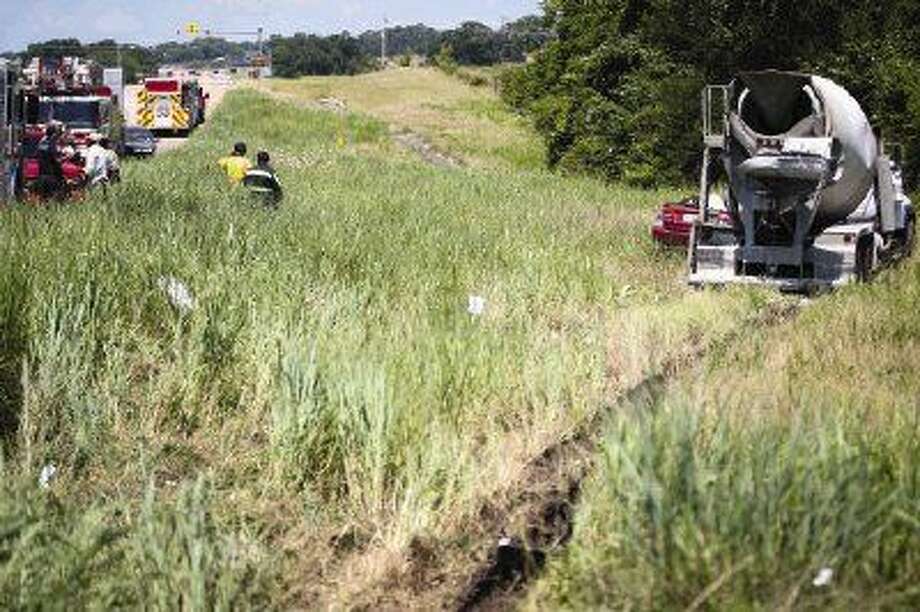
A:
[[218, 142, 252, 184], [34, 124, 64, 199], [243, 150, 283, 207], [84, 135, 120, 188], [100, 137, 120, 184], [83, 134, 107, 186]]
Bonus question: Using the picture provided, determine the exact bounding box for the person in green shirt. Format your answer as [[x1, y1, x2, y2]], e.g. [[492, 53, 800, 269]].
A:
[[217, 142, 252, 184]]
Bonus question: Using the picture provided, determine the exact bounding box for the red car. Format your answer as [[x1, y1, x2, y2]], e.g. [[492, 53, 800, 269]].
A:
[[652, 196, 701, 246], [652, 196, 732, 246]]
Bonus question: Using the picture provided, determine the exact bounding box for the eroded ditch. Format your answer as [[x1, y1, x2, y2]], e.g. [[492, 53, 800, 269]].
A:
[[452, 299, 802, 610]]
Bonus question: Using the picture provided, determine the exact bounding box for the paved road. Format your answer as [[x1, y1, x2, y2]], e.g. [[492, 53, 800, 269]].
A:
[[123, 75, 234, 154]]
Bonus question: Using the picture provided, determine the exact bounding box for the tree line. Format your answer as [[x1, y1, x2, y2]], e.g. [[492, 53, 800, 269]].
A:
[[19, 39, 159, 83], [499, 0, 920, 187], [14, 16, 550, 83], [272, 17, 551, 76]]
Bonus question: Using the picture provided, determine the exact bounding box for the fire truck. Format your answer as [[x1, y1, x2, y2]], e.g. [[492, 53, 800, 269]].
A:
[[22, 56, 114, 149], [136, 78, 206, 136]]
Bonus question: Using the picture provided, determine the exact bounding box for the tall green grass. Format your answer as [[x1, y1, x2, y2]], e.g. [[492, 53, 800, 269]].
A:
[[531, 261, 920, 610], [0, 463, 274, 610], [534, 401, 917, 610]]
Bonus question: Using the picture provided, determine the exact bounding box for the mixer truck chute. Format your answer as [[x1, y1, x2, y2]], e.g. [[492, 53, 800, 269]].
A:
[[689, 70, 914, 291]]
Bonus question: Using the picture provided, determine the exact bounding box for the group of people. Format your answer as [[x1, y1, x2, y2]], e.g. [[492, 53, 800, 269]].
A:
[[29, 123, 119, 200], [26, 131, 280, 206], [217, 141, 283, 207]]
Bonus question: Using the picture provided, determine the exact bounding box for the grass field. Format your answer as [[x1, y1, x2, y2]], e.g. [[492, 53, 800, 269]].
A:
[[530, 263, 920, 609], [261, 68, 544, 172], [0, 76, 767, 608], [1, 68, 916, 609]]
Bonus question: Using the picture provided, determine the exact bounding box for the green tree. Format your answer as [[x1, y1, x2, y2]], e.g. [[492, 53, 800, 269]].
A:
[[441, 22, 500, 66], [271, 32, 370, 77], [357, 24, 442, 58], [502, 0, 920, 185], [20, 38, 158, 83]]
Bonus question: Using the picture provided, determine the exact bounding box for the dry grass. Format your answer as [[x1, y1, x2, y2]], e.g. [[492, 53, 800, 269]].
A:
[[262, 67, 543, 171]]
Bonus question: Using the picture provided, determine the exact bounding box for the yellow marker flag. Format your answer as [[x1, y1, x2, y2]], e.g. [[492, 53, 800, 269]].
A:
[[336, 121, 347, 149]]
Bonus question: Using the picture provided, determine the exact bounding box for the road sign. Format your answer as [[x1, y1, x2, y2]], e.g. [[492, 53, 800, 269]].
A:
[[184, 22, 201, 36]]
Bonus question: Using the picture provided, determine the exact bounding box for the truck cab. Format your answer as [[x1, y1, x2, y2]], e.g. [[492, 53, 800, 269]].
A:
[[31, 94, 112, 147]]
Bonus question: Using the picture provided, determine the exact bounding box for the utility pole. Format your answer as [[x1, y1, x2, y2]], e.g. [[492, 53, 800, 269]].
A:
[[115, 44, 125, 113], [381, 16, 388, 67]]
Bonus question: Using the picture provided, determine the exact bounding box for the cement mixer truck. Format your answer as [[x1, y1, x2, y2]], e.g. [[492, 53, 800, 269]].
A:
[[689, 71, 914, 290]]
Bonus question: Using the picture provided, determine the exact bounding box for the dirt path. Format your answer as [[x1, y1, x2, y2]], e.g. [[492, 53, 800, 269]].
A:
[[390, 128, 464, 168], [254, 83, 464, 168], [292, 299, 802, 611]]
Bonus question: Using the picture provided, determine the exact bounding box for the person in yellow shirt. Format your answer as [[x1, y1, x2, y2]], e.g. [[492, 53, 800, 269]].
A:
[[217, 142, 252, 184]]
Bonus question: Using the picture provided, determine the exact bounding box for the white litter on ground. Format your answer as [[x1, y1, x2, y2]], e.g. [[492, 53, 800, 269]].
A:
[[812, 567, 834, 587], [468, 295, 486, 317], [39, 464, 57, 489], [158, 276, 196, 313]]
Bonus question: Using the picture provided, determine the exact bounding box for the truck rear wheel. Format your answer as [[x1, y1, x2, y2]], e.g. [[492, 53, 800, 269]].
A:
[[856, 237, 874, 283], [903, 215, 915, 257]]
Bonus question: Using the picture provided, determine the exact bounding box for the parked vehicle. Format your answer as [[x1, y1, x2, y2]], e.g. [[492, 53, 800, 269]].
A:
[[135, 78, 207, 136], [652, 196, 730, 246], [22, 56, 114, 150], [120, 126, 157, 157], [689, 71, 914, 290], [18, 136, 87, 202]]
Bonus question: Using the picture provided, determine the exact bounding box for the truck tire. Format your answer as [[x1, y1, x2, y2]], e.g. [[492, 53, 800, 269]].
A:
[[903, 215, 915, 257], [856, 237, 874, 283]]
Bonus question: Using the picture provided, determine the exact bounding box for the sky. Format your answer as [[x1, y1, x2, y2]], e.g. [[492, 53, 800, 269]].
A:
[[2, 0, 542, 52]]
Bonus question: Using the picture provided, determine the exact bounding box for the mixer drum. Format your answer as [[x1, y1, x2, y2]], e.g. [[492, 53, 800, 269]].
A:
[[730, 71, 878, 234]]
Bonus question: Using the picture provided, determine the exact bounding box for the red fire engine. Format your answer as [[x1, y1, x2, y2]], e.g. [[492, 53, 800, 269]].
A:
[[22, 56, 114, 149]]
